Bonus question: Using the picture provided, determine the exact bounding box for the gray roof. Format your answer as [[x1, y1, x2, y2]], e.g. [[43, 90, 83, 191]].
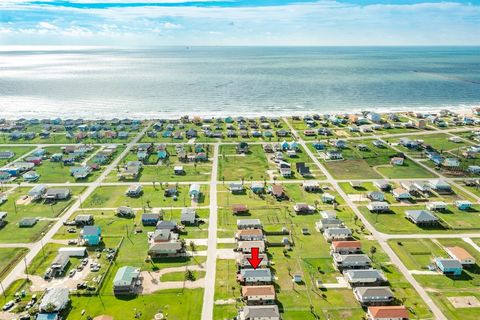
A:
[[242, 305, 280, 319], [334, 254, 372, 264], [406, 210, 438, 222], [437, 258, 463, 269], [142, 213, 160, 220], [45, 188, 70, 197], [75, 214, 93, 222], [240, 268, 272, 279], [344, 269, 386, 281], [321, 218, 343, 225], [156, 220, 177, 230], [149, 241, 183, 252], [237, 219, 262, 226], [325, 227, 352, 235], [355, 286, 393, 298], [151, 229, 171, 241], [52, 253, 69, 267], [39, 288, 70, 312]]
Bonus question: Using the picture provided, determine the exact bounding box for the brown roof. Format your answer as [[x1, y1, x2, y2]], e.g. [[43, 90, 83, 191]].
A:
[[242, 285, 275, 297], [232, 204, 248, 212], [332, 240, 362, 248], [446, 246, 474, 261], [237, 229, 263, 236], [271, 185, 284, 195], [368, 306, 409, 319]]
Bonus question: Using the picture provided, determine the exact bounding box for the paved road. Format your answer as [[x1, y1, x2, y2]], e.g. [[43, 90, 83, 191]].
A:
[[283, 118, 448, 320], [201, 143, 219, 320], [0, 124, 150, 295]]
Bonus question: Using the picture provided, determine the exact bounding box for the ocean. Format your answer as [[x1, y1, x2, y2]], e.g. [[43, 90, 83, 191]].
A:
[[0, 46, 479, 119]]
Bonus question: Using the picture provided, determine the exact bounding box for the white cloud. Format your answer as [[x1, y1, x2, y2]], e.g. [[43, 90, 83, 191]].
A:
[[37, 21, 58, 30], [162, 22, 183, 29], [1, 1, 480, 45]]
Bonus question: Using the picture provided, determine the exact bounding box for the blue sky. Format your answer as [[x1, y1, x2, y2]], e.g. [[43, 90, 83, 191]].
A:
[[1, 0, 480, 46]]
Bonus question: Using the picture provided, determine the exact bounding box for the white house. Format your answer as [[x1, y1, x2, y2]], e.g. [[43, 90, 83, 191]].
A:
[[366, 202, 390, 212]]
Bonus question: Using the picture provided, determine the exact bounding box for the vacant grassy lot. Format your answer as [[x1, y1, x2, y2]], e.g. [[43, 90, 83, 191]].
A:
[[317, 140, 435, 180], [67, 288, 204, 320], [429, 290, 480, 320], [218, 144, 269, 181], [0, 248, 29, 280], [388, 239, 447, 270], [360, 206, 447, 234]]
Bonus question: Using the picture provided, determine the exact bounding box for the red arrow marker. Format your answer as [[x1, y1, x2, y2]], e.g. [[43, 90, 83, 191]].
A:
[[247, 247, 263, 269]]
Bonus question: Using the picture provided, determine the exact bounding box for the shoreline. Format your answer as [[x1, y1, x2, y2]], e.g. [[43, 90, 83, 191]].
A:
[[0, 105, 479, 120]]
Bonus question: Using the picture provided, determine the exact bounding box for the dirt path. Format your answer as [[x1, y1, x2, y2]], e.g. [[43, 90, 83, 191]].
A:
[[140, 264, 206, 294]]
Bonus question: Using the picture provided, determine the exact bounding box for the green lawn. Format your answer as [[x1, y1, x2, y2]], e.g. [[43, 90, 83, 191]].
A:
[[67, 289, 204, 320], [218, 145, 269, 181], [429, 290, 480, 320], [0, 146, 35, 166], [160, 270, 205, 282], [388, 239, 447, 270], [0, 248, 29, 280], [83, 185, 209, 208], [54, 209, 210, 241], [320, 140, 436, 180], [0, 186, 85, 243], [396, 133, 471, 152]]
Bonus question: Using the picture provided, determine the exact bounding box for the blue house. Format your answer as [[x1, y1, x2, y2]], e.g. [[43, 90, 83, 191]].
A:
[[1, 167, 20, 177], [137, 151, 148, 162], [313, 142, 325, 150], [81, 226, 102, 246], [33, 149, 46, 157], [0, 172, 12, 182], [455, 200, 473, 210], [189, 184, 201, 200], [158, 150, 168, 160], [50, 153, 63, 162], [141, 213, 160, 226], [251, 182, 264, 194], [118, 132, 129, 139], [435, 258, 463, 276], [23, 171, 40, 182]]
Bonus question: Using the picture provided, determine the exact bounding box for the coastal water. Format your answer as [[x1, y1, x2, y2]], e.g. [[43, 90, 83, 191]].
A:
[[0, 46, 479, 119]]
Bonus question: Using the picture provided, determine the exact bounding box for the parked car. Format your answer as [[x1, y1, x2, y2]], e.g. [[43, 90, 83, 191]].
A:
[[2, 300, 14, 311], [69, 269, 76, 277]]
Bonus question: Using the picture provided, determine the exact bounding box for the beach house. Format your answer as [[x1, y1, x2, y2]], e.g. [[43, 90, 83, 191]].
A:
[[366, 306, 409, 320], [113, 266, 141, 296], [353, 287, 394, 306], [189, 184, 201, 200], [435, 258, 463, 276], [405, 210, 438, 226], [237, 305, 280, 320], [241, 285, 275, 304], [81, 226, 102, 246], [445, 246, 476, 266]]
